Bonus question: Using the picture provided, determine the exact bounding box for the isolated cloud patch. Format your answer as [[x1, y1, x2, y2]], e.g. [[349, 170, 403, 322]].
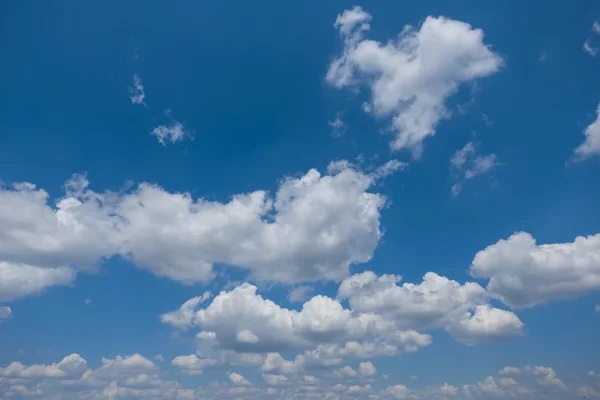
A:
[[326, 6, 503, 157]]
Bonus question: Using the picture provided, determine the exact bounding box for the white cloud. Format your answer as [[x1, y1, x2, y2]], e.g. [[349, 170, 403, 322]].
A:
[[228, 372, 250, 386], [90, 354, 157, 381], [262, 373, 287, 386], [326, 7, 502, 156], [0, 162, 398, 298], [583, 40, 598, 56], [172, 282, 390, 352], [499, 366, 521, 375], [0, 306, 11, 322], [0, 354, 87, 379], [574, 103, 600, 160], [0, 262, 75, 301], [446, 305, 524, 345], [359, 361, 376, 377], [470, 231, 600, 308], [329, 112, 347, 137], [151, 121, 192, 145], [288, 286, 314, 303], [129, 74, 146, 105], [450, 142, 499, 195]]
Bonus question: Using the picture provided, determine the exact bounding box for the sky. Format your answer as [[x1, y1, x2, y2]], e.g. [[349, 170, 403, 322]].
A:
[[1, 0, 600, 399]]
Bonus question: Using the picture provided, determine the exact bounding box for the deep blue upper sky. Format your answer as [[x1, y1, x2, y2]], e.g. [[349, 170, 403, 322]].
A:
[[0, 1, 599, 399]]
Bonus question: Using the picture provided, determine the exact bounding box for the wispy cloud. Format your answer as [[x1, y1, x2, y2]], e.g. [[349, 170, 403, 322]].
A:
[[129, 74, 146, 105], [583, 40, 598, 57], [151, 121, 192, 145], [451, 142, 500, 195], [329, 112, 347, 137]]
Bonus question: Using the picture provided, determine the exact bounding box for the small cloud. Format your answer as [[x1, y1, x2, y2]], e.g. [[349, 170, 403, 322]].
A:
[[151, 122, 192, 146], [288, 286, 314, 303], [573, 103, 600, 161], [593, 21, 600, 34], [583, 40, 598, 57], [450, 142, 500, 196], [129, 74, 146, 105], [482, 113, 493, 127], [0, 306, 11, 322], [539, 51, 548, 62], [410, 376, 419, 381], [84, 298, 92, 305], [154, 354, 164, 363], [329, 112, 347, 137]]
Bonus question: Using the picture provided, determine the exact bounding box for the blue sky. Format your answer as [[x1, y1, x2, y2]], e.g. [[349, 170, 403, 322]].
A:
[[1, 1, 600, 399]]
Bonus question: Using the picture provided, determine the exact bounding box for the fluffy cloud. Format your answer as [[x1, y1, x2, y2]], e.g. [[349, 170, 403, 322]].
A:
[[169, 282, 391, 352], [129, 74, 146, 105], [0, 162, 397, 300], [0, 354, 87, 379], [0, 262, 75, 301], [470, 232, 600, 308], [326, 7, 502, 156], [338, 270, 522, 344], [1, 353, 594, 400], [446, 305, 524, 345], [163, 269, 522, 355], [359, 361, 376, 377], [574, 103, 600, 160], [450, 142, 499, 195]]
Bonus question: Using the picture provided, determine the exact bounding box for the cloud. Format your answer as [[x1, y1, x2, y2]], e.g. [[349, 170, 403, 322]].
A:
[[163, 269, 523, 355], [129, 74, 146, 105], [359, 361, 376, 377], [0, 306, 11, 322], [0, 262, 75, 301], [583, 40, 598, 56], [573, 103, 600, 160], [594, 21, 600, 34], [0, 162, 398, 298], [329, 112, 347, 137], [326, 7, 503, 156], [288, 286, 314, 303], [450, 142, 500, 195], [151, 121, 192, 145], [0, 354, 87, 379], [470, 231, 600, 308], [446, 305, 524, 345], [228, 372, 250, 386], [596, 305, 600, 312]]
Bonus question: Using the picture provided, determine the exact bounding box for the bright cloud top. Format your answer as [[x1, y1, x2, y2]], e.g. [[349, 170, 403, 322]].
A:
[[326, 6, 503, 156]]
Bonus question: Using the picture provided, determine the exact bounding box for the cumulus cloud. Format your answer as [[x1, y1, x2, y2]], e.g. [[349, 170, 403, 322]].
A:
[[0, 354, 87, 379], [151, 121, 192, 145], [129, 74, 146, 105], [0, 262, 76, 301], [326, 7, 503, 156], [163, 270, 522, 355], [0, 162, 398, 298], [573, 103, 600, 160], [359, 361, 376, 377], [470, 232, 600, 308], [338, 271, 522, 343], [228, 372, 250, 386], [450, 142, 500, 195]]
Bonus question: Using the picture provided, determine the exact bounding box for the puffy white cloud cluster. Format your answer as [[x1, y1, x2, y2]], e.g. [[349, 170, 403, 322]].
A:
[[2, 353, 595, 400], [0, 161, 398, 300], [162, 270, 523, 359], [326, 7, 503, 156], [470, 232, 600, 308]]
